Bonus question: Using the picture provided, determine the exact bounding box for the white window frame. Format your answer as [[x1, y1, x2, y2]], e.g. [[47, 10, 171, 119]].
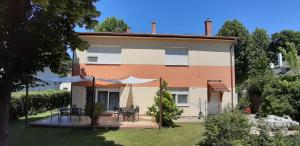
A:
[[170, 90, 189, 107], [95, 88, 120, 111], [86, 46, 122, 64], [165, 48, 189, 66]]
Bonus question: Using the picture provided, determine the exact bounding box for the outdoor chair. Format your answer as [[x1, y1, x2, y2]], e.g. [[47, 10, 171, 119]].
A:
[[71, 107, 82, 121], [134, 106, 140, 121], [58, 107, 70, 121]]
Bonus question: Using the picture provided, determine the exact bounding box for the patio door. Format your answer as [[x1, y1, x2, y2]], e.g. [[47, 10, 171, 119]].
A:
[[97, 91, 120, 111]]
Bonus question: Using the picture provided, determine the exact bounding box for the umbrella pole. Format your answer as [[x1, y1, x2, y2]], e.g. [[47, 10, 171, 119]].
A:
[[159, 77, 162, 129], [91, 76, 95, 127], [25, 81, 29, 128]]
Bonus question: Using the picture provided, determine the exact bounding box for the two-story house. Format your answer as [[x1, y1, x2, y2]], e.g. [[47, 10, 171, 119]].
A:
[[72, 19, 237, 119]]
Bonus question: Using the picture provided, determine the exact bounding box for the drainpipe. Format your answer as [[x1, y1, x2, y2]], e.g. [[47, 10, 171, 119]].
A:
[[229, 41, 236, 109]]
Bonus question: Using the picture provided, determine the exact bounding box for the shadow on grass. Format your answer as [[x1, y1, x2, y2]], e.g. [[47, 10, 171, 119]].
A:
[[9, 115, 124, 146]]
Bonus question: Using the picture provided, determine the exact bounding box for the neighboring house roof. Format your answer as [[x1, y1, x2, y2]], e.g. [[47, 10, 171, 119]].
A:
[[272, 61, 298, 76], [78, 32, 237, 42]]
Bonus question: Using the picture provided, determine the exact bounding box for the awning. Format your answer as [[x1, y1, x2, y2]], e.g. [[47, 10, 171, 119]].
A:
[[37, 75, 92, 83], [208, 82, 230, 92], [96, 76, 157, 85]]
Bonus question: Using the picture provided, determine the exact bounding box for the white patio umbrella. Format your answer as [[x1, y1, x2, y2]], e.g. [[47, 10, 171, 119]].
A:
[[95, 76, 157, 107]]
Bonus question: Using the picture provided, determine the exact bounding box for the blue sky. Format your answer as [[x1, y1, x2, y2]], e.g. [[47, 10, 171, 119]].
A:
[[76, 0, 300, 35]]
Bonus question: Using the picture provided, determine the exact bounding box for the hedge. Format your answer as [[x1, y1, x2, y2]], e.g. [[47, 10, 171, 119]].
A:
[[10, 90, 71, 120]]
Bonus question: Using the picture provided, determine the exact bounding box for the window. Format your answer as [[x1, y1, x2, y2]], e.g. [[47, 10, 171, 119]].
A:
[[165, 48, 188, 65], [87, 47, 121, 64], [170, 89, 189, 106]]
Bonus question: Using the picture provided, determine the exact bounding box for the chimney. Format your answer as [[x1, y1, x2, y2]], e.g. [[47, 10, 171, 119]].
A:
[[204, 18, 212, 36], [126, 27, 131, 33], [278, 53, 283, 67], [151, 21, 156, 34]]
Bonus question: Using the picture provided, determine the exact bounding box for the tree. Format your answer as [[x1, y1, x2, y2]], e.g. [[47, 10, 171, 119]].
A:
[[269, 30, 300, 61], [279, 42, 300, 73], [147, 80, 183, 127], [217, 19, 251, 83], [0, 0, 100, 145], [94, 17, 128, 32], [248, 28, 271, 76]]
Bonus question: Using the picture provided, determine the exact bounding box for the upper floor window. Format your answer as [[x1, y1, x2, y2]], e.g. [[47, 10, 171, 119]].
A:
[[165, 48, 188, 66], [86, 47, 121, 64]]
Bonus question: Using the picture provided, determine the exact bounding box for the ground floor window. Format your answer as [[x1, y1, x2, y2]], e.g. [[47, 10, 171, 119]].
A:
[[170, 88, 189, 106], [97, 90, 120, 111]]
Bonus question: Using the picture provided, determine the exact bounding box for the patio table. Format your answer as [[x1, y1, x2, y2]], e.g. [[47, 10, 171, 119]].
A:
[[58, 107, 83, 121]]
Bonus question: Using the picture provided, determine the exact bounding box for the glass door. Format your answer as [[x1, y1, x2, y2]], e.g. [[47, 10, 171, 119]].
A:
[[98, 91, 108, 111], [109, 92, 120, 111], [97, 91, 120, 111]]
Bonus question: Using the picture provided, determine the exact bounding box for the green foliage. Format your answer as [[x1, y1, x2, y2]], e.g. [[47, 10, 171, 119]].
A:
[[147, 80, 183, 127], [237, 96, 251, 109], [218, 19, 251, 83], [269, 30, 300, 61], [85, 102, 105, 119], [94, 17, 128, 32], [261, 75, 300, 120], [10, 90, 70, 120], [241, 73, 274, 97], [200, 110, 251, 146], [248, 28, 271, 77], [218, 21, 271, 83], [279, 42, 300, 73]]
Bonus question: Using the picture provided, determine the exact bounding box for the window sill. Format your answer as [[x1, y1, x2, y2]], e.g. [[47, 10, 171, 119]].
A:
[[176, 104, 189, 107], [165, 65, 189, 67], [86, 63, 121, 66]]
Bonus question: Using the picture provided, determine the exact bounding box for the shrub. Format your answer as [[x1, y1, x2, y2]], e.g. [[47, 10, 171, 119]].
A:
[[85, 102, 105, 119], [200, 110, 251, 146], [10, 90, 70, 119], [147, 80, 183, 127], [261, 75, 300, 120]]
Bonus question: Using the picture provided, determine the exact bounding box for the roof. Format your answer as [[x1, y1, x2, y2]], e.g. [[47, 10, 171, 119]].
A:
[[208, 82, 230, 92], [78, 32, 237, 41]]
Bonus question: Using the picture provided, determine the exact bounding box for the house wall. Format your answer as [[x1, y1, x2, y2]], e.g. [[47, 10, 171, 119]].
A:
[[72, 35, 236, 117]]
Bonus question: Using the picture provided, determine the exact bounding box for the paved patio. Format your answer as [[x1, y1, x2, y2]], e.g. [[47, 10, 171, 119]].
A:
[[30, 115, 158, 129]]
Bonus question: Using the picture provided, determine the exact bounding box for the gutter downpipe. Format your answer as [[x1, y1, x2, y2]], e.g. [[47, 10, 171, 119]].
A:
[[230, 39, 236, 109]]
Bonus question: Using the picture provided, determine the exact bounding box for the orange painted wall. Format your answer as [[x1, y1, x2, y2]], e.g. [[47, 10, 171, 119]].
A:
[[73, 63, 234, 88]]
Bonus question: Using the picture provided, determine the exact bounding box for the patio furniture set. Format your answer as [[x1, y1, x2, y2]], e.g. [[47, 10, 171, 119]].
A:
[[52, 105, 140, 122], [113, 106, 140, 122]]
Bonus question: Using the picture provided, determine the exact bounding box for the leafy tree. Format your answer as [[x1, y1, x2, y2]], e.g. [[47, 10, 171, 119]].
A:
[[269, 30, 300, 61], [279, 42, 300, 73], [248, 28, 271, 76], [147, 80, 183, 127], [217, 19, 251, 83], [0, 0, 100, 145], [94, 17, 128, 32]]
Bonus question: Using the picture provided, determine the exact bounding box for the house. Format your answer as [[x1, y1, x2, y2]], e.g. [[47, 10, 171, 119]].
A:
[[72, 19, 237, 119]]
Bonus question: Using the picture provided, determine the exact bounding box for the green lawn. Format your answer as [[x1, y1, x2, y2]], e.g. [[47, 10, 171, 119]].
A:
[[9, 112, 204, 146]]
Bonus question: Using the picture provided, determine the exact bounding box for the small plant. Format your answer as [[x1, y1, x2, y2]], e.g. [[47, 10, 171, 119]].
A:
[[85, 102, 105, 119], [238, 96, 251, 108], [147, 80, 183, 127]]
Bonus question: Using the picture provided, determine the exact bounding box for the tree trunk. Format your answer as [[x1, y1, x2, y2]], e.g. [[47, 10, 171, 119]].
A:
[[0, 88, 11, 146]]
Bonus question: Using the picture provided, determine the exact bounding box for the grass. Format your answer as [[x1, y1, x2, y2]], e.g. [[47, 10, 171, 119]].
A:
[[9, 111, 204, 146]]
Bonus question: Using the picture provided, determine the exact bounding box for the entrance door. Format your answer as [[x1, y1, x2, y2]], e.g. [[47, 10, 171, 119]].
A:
[[97, 91, 120, 111], [208, 92, 221, 115]]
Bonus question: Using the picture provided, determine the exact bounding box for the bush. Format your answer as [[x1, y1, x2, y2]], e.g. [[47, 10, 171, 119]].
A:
[[147, 80, 183, 127], [261, 75, 300, 120], [85, 102, 105, 119], [10, 90, 70, 119], [200, 110, 251, 146]]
